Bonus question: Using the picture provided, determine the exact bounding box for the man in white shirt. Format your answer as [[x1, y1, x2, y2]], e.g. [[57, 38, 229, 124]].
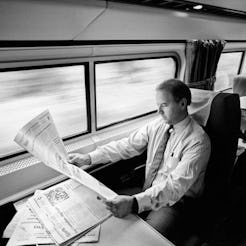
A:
[[68, 79, 211, 242]]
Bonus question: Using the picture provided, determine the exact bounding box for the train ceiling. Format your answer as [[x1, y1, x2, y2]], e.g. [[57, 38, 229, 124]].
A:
[[0, 0, 246, 42], [106, 0, 246, 19]]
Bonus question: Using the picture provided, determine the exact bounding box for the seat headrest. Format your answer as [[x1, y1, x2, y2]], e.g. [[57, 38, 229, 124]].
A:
[[189, 88, 219, 126], [205, 93, 240, 136]]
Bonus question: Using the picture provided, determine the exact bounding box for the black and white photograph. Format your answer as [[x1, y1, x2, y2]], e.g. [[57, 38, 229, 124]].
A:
[[1, 1, 246, 245]]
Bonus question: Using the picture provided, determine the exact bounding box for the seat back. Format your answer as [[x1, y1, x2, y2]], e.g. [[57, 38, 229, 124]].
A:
[[204, 93, 241, 207], [233, 75, 246, 97]]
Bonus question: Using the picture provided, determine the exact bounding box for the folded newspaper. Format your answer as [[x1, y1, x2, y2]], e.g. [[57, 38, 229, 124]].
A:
[[13, 110, 117, 246], [5, 180, 102, 246]]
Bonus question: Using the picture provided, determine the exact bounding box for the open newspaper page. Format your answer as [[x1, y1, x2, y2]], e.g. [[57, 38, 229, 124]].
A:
[[5, 179, 103, 246], [13, 110, 117, 245], [14, 110, 116, 200]]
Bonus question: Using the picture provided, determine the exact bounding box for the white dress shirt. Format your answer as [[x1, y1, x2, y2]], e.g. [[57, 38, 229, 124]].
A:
[[89, 115, 211, 213]]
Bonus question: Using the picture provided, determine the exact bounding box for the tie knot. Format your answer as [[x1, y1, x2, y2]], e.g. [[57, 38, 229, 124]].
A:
[[168, 125, 174, 133]]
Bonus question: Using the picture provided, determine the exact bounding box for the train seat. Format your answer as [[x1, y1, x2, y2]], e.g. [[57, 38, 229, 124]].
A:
[[205, 93, 240, 204], [183, 92, 241, 246]]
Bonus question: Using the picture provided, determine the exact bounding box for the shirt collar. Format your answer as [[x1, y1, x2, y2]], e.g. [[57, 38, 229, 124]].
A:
[[172, 115, 191, 133]]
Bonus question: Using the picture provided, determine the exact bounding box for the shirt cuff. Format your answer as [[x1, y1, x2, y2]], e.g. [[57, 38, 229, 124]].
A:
[[88, 149, 104, 165], [134, 192, 152, 213]]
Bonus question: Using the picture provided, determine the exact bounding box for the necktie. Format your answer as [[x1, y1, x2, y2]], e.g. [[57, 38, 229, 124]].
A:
[[143, 125, 173, 190]]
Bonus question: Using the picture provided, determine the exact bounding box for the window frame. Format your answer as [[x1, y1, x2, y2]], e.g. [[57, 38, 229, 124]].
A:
[[94, 53, 179, 130]]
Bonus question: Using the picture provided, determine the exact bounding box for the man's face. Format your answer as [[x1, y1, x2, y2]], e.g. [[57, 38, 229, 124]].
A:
[[155, 89, 185, 125]]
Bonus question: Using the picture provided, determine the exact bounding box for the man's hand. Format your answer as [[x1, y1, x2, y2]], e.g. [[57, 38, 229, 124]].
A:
[[104, 195, 134, 218], [67, 153, 91, 168]]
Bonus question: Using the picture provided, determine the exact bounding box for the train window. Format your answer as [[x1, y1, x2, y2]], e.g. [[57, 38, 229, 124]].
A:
[[214, 52, 243, 91], [0, 65, 87, 158], [95, 57, 176, 128]]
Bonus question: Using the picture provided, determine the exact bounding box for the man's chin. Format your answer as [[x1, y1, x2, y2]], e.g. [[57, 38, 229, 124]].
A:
[[161, 116, 169, 123]]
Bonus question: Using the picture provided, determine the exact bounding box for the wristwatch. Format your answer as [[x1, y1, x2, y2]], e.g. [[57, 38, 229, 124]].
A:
[[132, 197, 139, 214]]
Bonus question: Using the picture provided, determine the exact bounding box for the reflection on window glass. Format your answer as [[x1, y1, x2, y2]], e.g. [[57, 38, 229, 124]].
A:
[[215, 52, 242, 91], [0, 65, 87, 157], [96, 58, 176, 127]]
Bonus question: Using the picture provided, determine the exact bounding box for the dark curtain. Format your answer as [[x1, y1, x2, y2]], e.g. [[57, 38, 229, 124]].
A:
[[184, 40, 226, 90]]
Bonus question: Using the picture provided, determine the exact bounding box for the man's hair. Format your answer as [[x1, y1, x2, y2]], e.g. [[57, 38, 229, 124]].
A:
[[156, 79, 192, 105]]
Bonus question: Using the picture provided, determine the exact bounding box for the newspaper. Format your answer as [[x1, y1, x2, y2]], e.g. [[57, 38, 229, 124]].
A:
[[14, 110, 116, 200], [5, 206, 101, 246], [5, 180, 102, 246], [13, 110, 117, 245], [6, 204, 55, 246]]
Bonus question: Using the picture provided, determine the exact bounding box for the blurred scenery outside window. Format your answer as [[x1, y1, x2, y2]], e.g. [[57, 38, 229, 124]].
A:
[[95, 58, 176, 128], [0, 65, 86, 157], [215, 52, 243, 91]]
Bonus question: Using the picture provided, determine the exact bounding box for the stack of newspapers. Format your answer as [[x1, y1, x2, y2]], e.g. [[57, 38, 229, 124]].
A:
[[4, 110, 117, 246]]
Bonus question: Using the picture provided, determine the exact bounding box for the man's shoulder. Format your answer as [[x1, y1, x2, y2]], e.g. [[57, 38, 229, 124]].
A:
[[189, 118, 210, 142]]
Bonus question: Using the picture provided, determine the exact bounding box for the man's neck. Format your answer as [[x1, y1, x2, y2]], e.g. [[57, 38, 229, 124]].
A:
[[172, 112, 188, 125]]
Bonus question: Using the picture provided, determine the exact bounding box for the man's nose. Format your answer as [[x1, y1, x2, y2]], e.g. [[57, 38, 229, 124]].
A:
[[158, 107, 163, 114]]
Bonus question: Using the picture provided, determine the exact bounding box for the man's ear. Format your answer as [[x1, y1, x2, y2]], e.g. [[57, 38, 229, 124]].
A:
[[180, 98, 187, 108]]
